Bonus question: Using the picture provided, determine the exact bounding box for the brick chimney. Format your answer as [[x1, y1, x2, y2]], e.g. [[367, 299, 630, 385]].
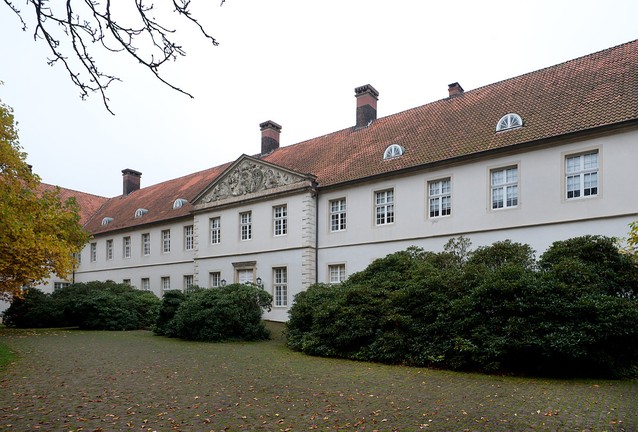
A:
[[355, 84, 379, 128], [448, 82, 464, 98], [260, 120, 282, 156], [122, 169, 142, 196]]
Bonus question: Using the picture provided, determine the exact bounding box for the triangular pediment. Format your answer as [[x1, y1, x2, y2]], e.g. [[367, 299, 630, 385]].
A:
[[194, 155, 314, 207]]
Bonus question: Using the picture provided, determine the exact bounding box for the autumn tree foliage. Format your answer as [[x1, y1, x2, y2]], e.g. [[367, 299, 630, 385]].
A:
[[0, 98, 89, 299]]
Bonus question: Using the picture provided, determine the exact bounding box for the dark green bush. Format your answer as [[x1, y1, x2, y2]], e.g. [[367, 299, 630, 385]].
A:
[[153, 289, 187, 336], [4, 281, 160, 330], [164, 284, 272, 342], [287, 236, 638, 378], [3, 288, 59, 328]]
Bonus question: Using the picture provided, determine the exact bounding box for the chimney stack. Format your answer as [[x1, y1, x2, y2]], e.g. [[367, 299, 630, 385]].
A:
[[448, 82, 464, 98], [260, 120, 282, 156], [122, 169, 142, 196], [355, 84, 379, 128]]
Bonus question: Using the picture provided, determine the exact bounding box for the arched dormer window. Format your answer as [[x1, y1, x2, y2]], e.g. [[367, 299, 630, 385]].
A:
[[383, 144, 405, 160], [101, 217, 113, 226], [496, 113, 523, 132], [172, 198, 188, 209], [134, 208, 148, 218]]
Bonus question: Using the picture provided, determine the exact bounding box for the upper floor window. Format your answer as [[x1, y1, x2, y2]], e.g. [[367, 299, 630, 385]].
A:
[[240, 211, 252, 241], [491, 166, 518, 209], [184, 225, 194, 250], [106, 239, 113, 260], [383, 144, 405, 160], [566, 151, 598, 199], [273, 267, 288, 307], [330, 198, 347, 232], [90, 242, 97, 262], [162, 229, 171, 253], [329, 264, 346, 284], [210, 217, 221, 244], [273, 205, 287, 236], [123, 236, 131, 259], [496, 113, 523, 132], [375, 189, 395, 225], [428, 178, 451, 218], [134, 208, 148, 218], [172, 198, 188, 209], [142, 233, 151, 256]]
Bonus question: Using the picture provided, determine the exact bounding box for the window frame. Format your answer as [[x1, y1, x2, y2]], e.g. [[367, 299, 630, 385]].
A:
[[428, 178, 452, 218], [161, 276, 170, 292], [142, 233, 151, 256], [184, 275, 194, 291], [240, 211, 252, 241], [141, 278, 150, 291], [374, 188, 395, 226], [209, 271, 221, 288], [496, 113, 523, 132], [184, 225, 194, 251], [90, 242, 97, 262], [161, 229, 171, 254], [210, 217, 221, 245], [106, 239, 113, 260], [330, 198, 347, 232], [273, 267, 288, 307], [273, 205, 288, 236], [123, 236, 131, 259], [490, 165, 519, 210], [328, 264, 346, 284], [565, 150, 599, 200]]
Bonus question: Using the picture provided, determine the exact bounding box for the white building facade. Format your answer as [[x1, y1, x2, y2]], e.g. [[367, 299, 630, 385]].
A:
[[68, 40, 637, 321]]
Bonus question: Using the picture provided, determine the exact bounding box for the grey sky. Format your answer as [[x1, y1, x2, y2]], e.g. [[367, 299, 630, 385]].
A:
[[1, 0, 637, 198]]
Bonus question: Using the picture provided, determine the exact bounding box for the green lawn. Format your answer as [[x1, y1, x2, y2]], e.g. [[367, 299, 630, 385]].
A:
[[0, 323, 635, 431]]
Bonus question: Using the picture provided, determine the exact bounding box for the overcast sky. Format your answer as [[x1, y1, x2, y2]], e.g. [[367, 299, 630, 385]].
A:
[[1, 0, 637, 198]]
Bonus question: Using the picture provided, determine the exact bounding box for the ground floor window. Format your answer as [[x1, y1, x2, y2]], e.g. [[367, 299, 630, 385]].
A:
[[273, 267, 288, 307], [329, 264, 346, 284]]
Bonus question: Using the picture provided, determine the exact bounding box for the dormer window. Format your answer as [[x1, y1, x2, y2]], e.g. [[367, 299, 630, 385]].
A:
[[172, 198, 188, 209], [383, 144, 405, 160], [496, 113, 523, 132], [101, 217, 113, 226], [134, 208, 148, 218]]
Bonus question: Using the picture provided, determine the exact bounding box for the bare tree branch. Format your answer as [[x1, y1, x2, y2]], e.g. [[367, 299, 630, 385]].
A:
[[3, 0, 222, 114]]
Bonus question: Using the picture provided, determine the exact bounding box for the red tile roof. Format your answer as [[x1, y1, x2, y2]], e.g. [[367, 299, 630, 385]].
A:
[[86, 39, 638, 234], [37, 183, 109, 226]]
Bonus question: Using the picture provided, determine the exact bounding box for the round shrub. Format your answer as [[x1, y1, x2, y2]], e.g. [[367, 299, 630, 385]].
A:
[[3, 288, 59, 328]]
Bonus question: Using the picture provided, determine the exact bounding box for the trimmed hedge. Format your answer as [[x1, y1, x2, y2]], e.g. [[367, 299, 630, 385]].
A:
[[286, 236, 638, 378], [154, 284, 273, 342]]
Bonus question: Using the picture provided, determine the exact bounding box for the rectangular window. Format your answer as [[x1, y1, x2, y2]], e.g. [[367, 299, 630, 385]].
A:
[[273, 267, 288, 307], [329, 264, 346, 284], [123, 279, 131, 285], [141, 278, 150, 291], [428, 178, 451, 218], [209, 272, 221, 288], [375, 189, 395, 225], [184, 225, 194, 250], [142, 233, 151, 256], [184, 275, 194, 291], [90, 242, 97, 262], [106, 239, 113, 260], [210, 217, 221, 244], [566, 151, 598, 199], [330, 198, 347, 232], [123, 236, 131, 259], [161, 276, 170, 291], [53, 282, 70, 291], [491, 166, 518, 209], [240, 211, 252, 240], [237, 268, 254, 284], [273, 205, 287, 236], [162, 229, 171, 253]]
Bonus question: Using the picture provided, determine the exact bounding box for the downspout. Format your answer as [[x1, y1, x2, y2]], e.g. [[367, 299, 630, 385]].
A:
[[314, 183, 319, 285]]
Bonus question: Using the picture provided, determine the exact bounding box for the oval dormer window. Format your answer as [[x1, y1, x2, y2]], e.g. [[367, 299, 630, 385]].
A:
[[496, 113, 523, 132], [383, 144, 405, 160], [173, 198, 188, 209], [134, 208, 148, 218], [101, 217, 113, 226]]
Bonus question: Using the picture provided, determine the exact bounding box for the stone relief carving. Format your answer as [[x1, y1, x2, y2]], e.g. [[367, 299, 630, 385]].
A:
[[200, 160, 302, 203]]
